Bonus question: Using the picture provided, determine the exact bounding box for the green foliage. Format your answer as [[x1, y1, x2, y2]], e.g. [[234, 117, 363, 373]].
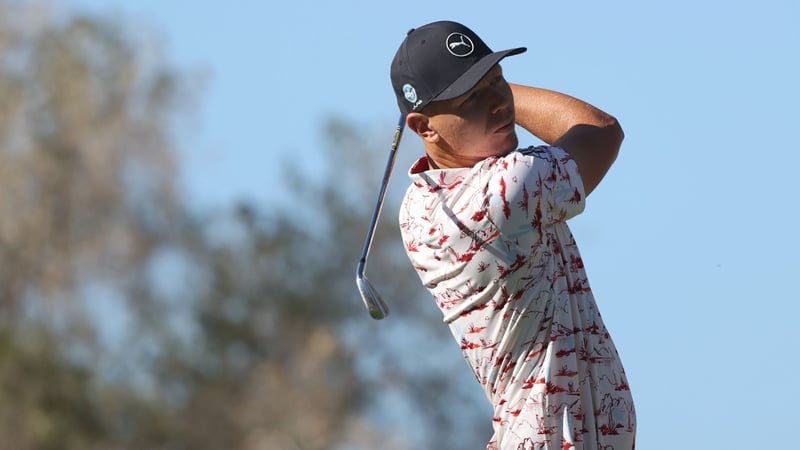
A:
[[0, 327, 101, 450]]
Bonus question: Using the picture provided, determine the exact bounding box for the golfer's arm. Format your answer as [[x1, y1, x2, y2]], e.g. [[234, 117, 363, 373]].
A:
[[509, 83, 623, 196]]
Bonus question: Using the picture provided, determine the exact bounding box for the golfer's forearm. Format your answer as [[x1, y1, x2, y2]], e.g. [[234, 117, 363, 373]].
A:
[[509, 84, 620, 145], [510, 83, 623, 195]]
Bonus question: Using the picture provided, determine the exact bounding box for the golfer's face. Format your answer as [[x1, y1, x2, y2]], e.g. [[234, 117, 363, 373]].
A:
[[427, 65, 517, 163]]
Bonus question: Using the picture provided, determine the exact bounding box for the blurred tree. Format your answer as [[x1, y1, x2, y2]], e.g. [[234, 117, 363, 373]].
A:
[[0, 2, 491, 449], [0, 2, 185, 448]]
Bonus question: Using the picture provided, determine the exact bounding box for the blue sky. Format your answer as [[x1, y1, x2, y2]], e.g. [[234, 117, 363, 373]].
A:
[[65, 1, 800, 448]]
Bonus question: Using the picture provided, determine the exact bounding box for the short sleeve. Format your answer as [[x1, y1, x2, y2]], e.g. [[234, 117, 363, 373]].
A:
[[485, 146, 585, 237]]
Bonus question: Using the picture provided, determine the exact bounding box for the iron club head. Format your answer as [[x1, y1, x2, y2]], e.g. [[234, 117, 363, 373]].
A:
[[356, 271, 389, 320]]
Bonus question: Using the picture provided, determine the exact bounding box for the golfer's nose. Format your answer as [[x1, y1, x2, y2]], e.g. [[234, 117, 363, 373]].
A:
[[489, 84, 512, 114]]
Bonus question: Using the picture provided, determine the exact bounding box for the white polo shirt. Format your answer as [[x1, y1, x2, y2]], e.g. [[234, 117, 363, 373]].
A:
[[399, 146, 636, 450]]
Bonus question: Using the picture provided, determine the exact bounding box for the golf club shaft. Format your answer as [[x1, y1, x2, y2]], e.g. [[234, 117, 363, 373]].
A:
[[356, 115, 405, 285]]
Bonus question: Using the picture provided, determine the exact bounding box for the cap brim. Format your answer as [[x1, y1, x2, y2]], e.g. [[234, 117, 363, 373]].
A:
[[432, 47, 527, 103]]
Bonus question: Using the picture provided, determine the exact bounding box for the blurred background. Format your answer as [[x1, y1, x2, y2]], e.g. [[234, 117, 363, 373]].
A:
[[0, 0, 798, 449]]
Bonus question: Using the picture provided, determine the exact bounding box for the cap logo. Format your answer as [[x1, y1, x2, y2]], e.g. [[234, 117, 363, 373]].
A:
[[402, 83, 418, 104], [446, 32, 474, 57]]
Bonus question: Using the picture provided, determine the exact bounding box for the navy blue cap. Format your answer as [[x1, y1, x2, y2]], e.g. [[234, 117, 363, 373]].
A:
[[390, 21, 526, 116]]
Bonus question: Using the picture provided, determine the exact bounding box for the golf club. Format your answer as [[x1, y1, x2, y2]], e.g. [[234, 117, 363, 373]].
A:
[[356, 114, 406, 320]]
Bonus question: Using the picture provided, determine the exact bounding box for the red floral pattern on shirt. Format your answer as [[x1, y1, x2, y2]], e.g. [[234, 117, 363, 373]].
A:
[[400, 146, 635, 450]]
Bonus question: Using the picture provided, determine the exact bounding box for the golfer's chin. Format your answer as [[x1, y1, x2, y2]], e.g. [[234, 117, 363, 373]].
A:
[[495, 131, 519, 156]]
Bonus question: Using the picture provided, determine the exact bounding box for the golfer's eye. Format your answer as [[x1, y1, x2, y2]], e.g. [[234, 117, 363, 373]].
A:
[[461, 91, 479, 107]]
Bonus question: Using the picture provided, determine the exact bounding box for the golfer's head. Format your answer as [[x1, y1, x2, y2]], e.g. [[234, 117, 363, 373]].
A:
[[390, 21, 526, 117]]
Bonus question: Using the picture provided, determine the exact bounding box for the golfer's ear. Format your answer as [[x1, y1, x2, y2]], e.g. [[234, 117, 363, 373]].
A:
[[406, 112, 438, 143]]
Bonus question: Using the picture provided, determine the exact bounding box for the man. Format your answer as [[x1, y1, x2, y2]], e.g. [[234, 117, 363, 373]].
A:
[[391, 21, 636, 449]]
